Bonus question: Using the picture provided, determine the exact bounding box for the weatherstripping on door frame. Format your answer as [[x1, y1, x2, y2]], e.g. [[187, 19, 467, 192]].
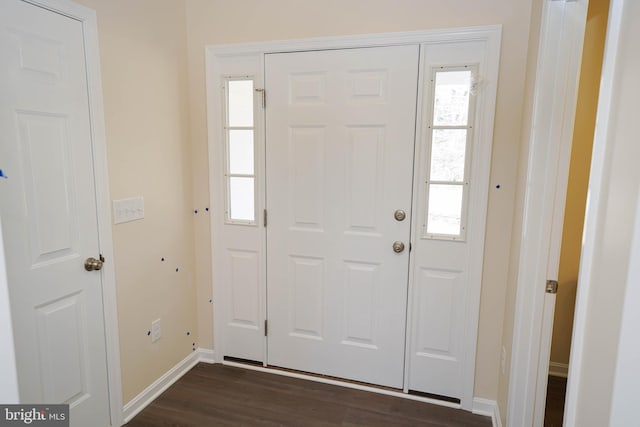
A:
[[206, 26, 501, 415]]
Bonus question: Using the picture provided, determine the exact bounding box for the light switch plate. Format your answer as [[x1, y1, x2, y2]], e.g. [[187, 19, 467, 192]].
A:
[[113, 197, 144, 224]]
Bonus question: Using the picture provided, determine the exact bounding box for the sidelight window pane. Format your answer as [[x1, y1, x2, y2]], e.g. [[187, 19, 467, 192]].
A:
[[433, 70, 472, 126], [427, 184, 463, 236], [430, 129, 467, 182], [228, 80, 254, 127], [229, 130, 254, 175], [225, 77, 257, 224], [229, 177, 255, 221]]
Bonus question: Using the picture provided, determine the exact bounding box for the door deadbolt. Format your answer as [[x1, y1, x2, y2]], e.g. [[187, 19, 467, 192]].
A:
[[392, 241, 405, 253], [394, 209, 406, 221]]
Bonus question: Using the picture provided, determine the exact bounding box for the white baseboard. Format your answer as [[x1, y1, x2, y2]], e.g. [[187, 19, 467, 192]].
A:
[[122, 349, 210, 423], [549, 361, 569, 378], [198, 348, 216, 364], [473, 398, 502, 427]]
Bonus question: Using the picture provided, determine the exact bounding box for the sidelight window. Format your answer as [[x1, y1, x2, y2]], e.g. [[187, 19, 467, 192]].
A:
[[424, 66, 477, 240], [224, 78, 256, 224]]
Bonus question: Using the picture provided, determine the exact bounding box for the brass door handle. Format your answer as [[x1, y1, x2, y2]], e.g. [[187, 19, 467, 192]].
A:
[[392, 241, 405, 253], [84, 256, 104, 271]]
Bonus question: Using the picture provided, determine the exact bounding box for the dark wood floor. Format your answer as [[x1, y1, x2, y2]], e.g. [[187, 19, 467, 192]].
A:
[[125, 363, 492, 426], [544, 376, 567, 427]]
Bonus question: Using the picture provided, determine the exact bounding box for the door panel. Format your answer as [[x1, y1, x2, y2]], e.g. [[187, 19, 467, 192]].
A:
[[0, 1, 110, 425], [265, 46, 419, 388]]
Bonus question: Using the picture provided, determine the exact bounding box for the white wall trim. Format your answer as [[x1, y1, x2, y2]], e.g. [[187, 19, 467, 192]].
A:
[[507, 0, 588, 426], [123, 351, 203, 423], [198, 348, 216, 364], [0, 220, 19, 403], [549, 361, 569, 378], [206, 25, 501, 57], [473, 398, 503, 427], [207, 25, 502, 411], [17, 1, 124, 426]]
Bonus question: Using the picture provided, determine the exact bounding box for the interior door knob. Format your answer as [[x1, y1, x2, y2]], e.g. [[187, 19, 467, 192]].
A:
[[392, 241, 405, 253], [84, 256, 104, 271]]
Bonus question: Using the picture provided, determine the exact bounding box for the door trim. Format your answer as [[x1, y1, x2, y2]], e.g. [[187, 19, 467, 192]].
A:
[[206, 26, 502, 411], [17, 1, 123, 425], [506, 0, 588, 425]]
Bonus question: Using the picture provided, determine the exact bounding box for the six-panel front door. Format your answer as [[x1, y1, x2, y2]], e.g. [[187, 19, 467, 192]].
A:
[[0, 1, 111, 425], [265, 46, 419, 388]]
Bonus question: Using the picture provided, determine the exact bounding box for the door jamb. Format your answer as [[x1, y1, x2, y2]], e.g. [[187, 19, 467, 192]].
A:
[[506, 0, 588, 425], [19, 1, 123, 425], [206, 26, 501, 412]]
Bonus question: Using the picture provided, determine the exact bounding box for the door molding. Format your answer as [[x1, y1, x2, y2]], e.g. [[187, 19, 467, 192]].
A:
[[506, 0, 588, 425], [206, 26, 501, 411], [19, 1, 123, 425]]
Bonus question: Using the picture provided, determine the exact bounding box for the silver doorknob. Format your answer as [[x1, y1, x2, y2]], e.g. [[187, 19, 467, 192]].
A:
[[84, 256, 104, 271], [392, 241, 405, 253], [394, 209, 406, 221]]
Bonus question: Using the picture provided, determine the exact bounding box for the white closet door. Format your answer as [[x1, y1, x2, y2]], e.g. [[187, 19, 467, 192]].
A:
[[265, 45, 419, 388], [0, 1, 110, 425]]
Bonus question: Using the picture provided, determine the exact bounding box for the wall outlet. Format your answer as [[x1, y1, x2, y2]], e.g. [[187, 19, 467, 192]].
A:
[[501, 346, 507, 375], [151, 318, 162, 342]]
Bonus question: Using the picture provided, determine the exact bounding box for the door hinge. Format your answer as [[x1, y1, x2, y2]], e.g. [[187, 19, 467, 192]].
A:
[[256, 88, 266, 109], [546, 280, 558, 294], [263, 209, 267, 227], [264, 319, 268, 336]]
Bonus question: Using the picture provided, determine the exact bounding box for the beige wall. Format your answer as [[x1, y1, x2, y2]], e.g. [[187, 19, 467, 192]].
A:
[[550, 0, 609, 367], [185, 0, 538, 399], [74, 0, 198, 403]]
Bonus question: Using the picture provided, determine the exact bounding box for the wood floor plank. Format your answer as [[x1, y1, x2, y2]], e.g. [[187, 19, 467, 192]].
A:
[[544, 375, 567, 427], [125, 363, 492, 427]]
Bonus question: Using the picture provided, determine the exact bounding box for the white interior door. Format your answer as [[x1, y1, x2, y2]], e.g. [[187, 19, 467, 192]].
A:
[[265, 45, 419, 388], [0, 1, 111, 425]]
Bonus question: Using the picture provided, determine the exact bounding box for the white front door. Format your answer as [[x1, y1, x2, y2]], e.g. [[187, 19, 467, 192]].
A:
[[0, 1, 111, 426], [265, 46, 419, 388]]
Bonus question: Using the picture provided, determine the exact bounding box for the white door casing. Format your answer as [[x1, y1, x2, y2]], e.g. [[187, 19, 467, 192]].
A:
[[0, 1, 120, 425], [206, 27, 501, 410], [507, 0, 588, 425], [265, 46, 419, 388]]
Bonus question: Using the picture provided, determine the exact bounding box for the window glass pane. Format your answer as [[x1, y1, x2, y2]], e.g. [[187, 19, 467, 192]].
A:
[[430, 129, 467, 182], [433, 70, 471, 126], [229, 130, 254, 175], [229, 177, 255, 221], [427, 184, 463, 235], [228, 80, 254, 127]]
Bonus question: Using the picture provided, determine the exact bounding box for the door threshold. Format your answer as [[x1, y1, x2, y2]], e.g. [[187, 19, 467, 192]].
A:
[[221, 358, 462, 410]]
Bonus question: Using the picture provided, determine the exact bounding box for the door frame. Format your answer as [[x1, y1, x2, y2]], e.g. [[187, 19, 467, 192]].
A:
[[506, 0, 589, 425], [5, 1, 123, 425], [206, 26, 501, 411]]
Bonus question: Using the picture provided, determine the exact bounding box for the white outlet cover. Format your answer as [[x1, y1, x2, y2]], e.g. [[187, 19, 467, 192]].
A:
[[113, 197, 144, 224]]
